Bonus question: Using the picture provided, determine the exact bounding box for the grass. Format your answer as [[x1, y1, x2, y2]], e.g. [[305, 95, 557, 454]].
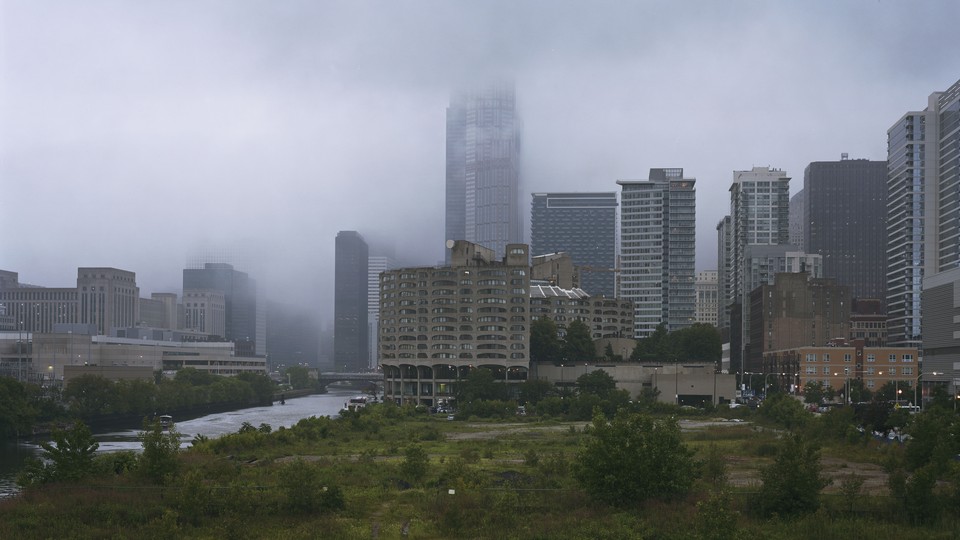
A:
[[2, 404, 958, 539]]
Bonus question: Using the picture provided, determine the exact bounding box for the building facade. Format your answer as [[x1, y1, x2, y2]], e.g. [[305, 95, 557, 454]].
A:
[[789, 189, 805, 250], [445, 82, 522, 259], [367, 254, 396, 369], [804, 157, 888, 302], [380, 241, 531, 406], [716, 216, 734, 331], [748, 272, 850, 374], [695, 271, 719, 326], [528, 283, 634, 340], [183, 263, 262, 356], [334, 231, 369, 372], [764, 341, 919, 401], [920, 79, 960, 399], [530, 192, 618, 298], [618, 168, 696, 338]]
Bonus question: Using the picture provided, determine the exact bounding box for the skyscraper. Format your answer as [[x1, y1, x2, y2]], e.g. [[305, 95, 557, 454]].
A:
[[886, 112, 927, 349], [367, 254, 395, 369], [182, 263, 261, 356], [618, 168, 696, 338], [334, 231, 369, 372], [804, 157, 888, 302], [725, 166, 792, 375], [530, 192, 618, 298], [917, 78, 960, 399], [445, 82, 521, 259]]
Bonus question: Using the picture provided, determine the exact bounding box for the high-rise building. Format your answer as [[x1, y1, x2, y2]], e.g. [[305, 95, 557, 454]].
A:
[[804, 157, 888, 302], [887, 112, 927, 349], [77, 268, 140, 335], [918, 78, 960, 399], [530, 192, 618, 298], [367, 254, 395, 369], [334, 231, 369, 372], [380, 241, 530, 406], [789, 189, 805, 250], [182, 263, 261, 356], [716, 216, 734, 332], [618, 168, 696, 338], [445, 82, 521, 259], [725, 166, 791, 375]]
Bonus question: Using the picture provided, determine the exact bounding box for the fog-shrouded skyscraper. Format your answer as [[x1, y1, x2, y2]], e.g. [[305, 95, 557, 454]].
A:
[[367, 254, 396, 369], [530, 192, 617, 298], [618, 168, 696, 338], [334, 231, 369, 372], [804, 157, 888, 302], [183, 263, 262, 356], [445, 82, 521, 259]]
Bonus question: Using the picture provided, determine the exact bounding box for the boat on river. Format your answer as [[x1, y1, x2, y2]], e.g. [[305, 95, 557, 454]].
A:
[[342, 396, 369, 413]]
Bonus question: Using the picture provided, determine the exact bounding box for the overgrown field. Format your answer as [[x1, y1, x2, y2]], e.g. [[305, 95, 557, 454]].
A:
[[2, 402, 958, 539]]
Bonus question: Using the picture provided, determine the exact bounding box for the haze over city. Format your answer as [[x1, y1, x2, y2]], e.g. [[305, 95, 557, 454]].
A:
[[2, 0, 959, 320]]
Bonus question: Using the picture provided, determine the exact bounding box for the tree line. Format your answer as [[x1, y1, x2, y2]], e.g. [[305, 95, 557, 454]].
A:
[[531, 319, 722, 364], [0, 369, 275, 442]]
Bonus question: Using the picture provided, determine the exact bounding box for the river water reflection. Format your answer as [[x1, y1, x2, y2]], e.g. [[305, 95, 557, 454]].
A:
[[0, 389, 358, 499]]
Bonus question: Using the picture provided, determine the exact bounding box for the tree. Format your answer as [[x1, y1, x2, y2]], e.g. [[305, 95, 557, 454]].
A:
[[576, 369, 617, 399], [20, 421, 99, 485], [759, 392, 809, 430], [284, 365, 312, 390], [875, 380, 913, 404], [63, 374, 120, 417], [803, 381, 825, 404], [400, 444, 429, 484], [574, 410, 697, 506], [670, 323, 722, 362], [758, 433, 829, 517], [630, 323, 668, 362], [139, 419, 181, 483], [562, 319, 595, 363], [518, 378, 555, 404], [0, 377, 37, 441], [456, 367, 506, 404], [530, 317, 562, 364]]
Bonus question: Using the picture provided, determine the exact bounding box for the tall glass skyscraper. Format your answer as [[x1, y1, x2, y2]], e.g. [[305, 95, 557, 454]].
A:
[[886, 112, 927, 349], [530, 192, 617, 298], [803, 157, 888, 302], [618, 169, 696, 338], [445, 82, 521, 259], [334, 231, 369, 372]]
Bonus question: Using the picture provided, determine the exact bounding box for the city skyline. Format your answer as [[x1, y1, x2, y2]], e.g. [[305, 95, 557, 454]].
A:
[[2, 2, 959, 321]]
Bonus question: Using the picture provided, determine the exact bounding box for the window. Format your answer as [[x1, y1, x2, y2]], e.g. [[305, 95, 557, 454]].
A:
[[805, 366, 816, 374], [889, 354, 897, 362], [889, 368, 896, 376], [866, 354, 875, 362], [806, 353, 816, 362], [867, 380, 875, 388], [903, 354, 913, 363], [903, 367, 913, 375], [823, 353, 830, 362], [866, 367, 875, 375], [821, 367, 830, 375], [844, 354, 852, 362]]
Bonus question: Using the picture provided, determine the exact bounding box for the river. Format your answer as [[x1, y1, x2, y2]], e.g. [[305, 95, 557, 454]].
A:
[[0, 388, 359, 499]]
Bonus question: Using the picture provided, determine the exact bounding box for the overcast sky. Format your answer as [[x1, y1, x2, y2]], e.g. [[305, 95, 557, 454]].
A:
[[2, 1, 958, 320]]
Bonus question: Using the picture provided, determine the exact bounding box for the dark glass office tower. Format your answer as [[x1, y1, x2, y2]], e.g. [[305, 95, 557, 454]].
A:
[[530, 192, 617, 298], [445, 82, 521, 259], [334, 231, 369, 372], [803, 157, 888, 302], [182, 263, 259, 355]]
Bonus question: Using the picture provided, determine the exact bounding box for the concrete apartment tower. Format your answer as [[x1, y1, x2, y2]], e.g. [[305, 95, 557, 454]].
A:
[[695, 271, 719, 327], [917, 78, 960, 399], [445, 82, 522, 259], [803, 156, 888, 302], [725, 166, 792, 375], [530, 192, 618, 298], [618, 168, 696, 338], [334, 231, 369, 372]]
